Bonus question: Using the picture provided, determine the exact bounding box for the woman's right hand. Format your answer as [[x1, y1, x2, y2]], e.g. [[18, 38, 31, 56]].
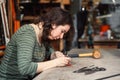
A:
[[37, 56, 71, 73], [53, 56, 71, 67]]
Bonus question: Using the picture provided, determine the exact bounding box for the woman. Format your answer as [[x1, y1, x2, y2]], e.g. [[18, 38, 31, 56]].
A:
[[0, 7, 74, 80]]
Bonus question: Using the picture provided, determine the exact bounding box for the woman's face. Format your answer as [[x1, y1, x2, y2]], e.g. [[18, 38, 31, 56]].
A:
[[48, 24, 70, 40]]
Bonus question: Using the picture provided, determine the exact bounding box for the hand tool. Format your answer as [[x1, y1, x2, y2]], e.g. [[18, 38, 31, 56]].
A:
[[84, 67, 106, 75], [68, 49, 101, 59], [73, 65, 94, 73], [73, 65, 106, 75]]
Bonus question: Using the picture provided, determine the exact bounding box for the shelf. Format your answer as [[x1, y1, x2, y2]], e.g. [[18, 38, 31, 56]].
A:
[[19, 0, 70, 5], [22, 16, 36, 21]]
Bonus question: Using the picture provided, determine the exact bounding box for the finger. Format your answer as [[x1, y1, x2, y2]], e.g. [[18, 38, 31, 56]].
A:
[[65, 57, 71, 61], [64, 59, 71, 66], [56, 52, 65, 57]]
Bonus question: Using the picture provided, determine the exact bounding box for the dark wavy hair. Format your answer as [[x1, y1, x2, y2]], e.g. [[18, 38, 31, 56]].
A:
[[33, 7, 74, 51]]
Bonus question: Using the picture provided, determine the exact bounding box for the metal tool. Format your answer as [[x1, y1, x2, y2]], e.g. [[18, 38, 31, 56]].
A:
[[73, 65, 94, 73], [73, 65, 106, 75], [84, 67, 106, 75]]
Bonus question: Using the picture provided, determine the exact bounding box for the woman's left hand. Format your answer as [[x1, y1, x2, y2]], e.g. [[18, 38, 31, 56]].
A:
[[51, 51, 65, 59]]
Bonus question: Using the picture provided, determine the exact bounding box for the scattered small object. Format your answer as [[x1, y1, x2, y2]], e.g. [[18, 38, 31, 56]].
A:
[[73, 65, 106, 75]]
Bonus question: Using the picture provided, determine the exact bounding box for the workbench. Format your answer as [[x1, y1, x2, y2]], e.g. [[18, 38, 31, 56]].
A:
[[33, 49, 120, 80], [78, 38, 120, 48]]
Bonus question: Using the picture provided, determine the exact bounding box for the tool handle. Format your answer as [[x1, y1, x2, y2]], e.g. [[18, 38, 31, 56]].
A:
[[78, 53, 93, 57]]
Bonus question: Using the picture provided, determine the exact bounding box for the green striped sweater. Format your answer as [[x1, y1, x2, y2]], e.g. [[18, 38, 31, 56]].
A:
[[0, 24, 53, 80]]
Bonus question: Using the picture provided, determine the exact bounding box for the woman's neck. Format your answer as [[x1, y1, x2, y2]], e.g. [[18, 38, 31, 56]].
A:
[[30, 23, 43, 44]]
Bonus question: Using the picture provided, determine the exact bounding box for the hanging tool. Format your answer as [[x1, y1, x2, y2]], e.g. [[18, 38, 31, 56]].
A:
[[0, 0, 10, 45], [0, 0, 10, 56]]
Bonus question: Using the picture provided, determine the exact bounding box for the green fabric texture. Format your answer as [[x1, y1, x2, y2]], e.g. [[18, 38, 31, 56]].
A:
[[0, 24, 54, 80]]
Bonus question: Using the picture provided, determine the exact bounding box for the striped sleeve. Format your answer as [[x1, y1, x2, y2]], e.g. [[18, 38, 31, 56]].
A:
[[16, 31, 37, 76]]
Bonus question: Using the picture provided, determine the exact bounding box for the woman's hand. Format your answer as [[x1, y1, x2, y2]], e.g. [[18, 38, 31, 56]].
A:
[[50, 51, 72, 67], [37, 52, 71, 73], [37, 56, 71, 73], [51, 51, 65, 59], [54, 56, 71, 67]]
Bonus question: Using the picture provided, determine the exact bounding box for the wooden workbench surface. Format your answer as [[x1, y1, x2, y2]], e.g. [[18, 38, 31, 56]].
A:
[[33, 49, 120, 80]]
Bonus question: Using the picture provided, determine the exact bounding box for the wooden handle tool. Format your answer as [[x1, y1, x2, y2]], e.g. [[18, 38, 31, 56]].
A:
[[68, 49, 101, 59]]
